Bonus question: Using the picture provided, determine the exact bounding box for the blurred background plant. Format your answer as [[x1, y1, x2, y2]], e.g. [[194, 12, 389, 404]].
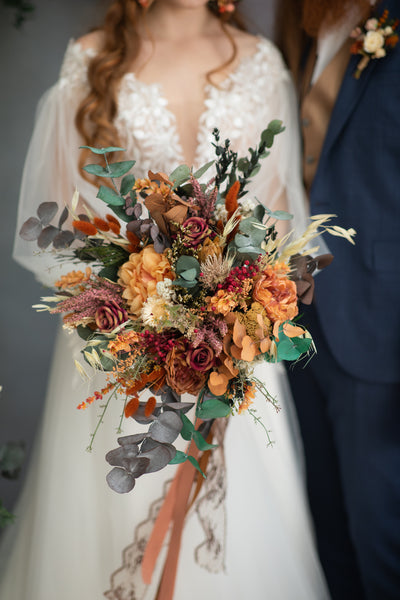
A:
[[2, 0, 35, 28]]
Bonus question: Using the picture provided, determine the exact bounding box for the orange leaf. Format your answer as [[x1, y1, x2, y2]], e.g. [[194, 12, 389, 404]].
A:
[[282, 323, 305, 338], [240, 336, 258, 362], [208, 371, 229, 396], [232, 318, 247, 348]]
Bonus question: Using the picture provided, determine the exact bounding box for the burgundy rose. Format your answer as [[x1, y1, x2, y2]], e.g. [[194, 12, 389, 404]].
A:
[[95, 300, 128, 332], [182, 217, 211, 248], [188, 343, 216, 372]]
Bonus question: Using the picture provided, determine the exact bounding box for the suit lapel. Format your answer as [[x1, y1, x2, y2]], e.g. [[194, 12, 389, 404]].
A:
[[318, 52, 378, 163], [318, 0, 398, 165]]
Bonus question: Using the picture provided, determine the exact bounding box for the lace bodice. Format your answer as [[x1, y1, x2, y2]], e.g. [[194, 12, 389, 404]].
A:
[[15, 34, 307, 287], [59, 37, 291, 175]]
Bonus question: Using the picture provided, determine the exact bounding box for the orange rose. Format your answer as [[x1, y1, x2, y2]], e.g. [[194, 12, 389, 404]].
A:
[[118, 245, 173, 317], [252, 264, 298, 323]]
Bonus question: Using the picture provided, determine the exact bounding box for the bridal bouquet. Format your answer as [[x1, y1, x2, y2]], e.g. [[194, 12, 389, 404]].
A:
[[20, 124, 355, 493]]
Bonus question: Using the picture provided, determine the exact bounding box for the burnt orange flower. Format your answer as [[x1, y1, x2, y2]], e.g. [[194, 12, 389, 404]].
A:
[[207, 289, 237, 316], [197, 237, 222, 263], [165, 339, 207, 396], [55, 267, 92, 289], [253, 263, 298, 324], [118, 245, 174, 317]]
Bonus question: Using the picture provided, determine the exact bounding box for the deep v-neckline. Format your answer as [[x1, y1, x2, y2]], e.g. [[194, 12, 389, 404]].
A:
[[122, 36, 265, 167], [74, 37, 266, 168]]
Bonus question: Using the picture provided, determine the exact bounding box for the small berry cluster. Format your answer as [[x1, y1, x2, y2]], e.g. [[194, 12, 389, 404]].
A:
[[221, 260, 260, 293], [141, 330, 178, 362]]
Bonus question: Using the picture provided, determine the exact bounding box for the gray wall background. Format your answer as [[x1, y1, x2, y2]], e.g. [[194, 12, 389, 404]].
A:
[[0, 0, 276, 516]]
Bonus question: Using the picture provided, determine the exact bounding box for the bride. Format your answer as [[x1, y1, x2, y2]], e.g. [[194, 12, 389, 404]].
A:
[[0, 1, 329, 598]]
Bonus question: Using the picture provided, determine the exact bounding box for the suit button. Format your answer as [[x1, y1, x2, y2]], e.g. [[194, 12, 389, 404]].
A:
[[302, 118, 310, 127], [306, 155, 315, 164]]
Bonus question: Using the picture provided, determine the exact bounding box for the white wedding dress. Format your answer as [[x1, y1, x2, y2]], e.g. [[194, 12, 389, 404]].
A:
[[0, 38, 330, 599]]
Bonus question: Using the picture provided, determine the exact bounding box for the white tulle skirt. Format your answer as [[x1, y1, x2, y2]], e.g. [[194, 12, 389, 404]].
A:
[[0, 326, 329, 599]]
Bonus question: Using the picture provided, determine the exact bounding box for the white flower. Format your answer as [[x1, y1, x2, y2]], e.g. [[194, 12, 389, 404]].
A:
[[365, 18, 378, 31], [239, 197, 256, 216], [214, 203, 228, 221], [363, 30, 385, 54], [384, 26, 393, 35], [141, 296, 167, 327], [375, 47, 387, 58], [156, 279, 176, 301]]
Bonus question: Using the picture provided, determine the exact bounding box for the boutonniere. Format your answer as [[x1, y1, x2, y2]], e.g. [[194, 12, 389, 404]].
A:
[[350, 9, 399, 79]]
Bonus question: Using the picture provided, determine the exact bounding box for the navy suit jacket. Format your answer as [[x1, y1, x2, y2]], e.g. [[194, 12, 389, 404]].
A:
[[310, 0, 400, 383]]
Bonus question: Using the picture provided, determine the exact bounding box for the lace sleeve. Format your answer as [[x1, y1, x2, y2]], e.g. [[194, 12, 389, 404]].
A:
[[13, 41, 101, 287]]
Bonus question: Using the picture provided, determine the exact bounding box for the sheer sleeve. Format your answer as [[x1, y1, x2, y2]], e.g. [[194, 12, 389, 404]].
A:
[[241, 44, 308, 238], [12, 40, 101, 287]]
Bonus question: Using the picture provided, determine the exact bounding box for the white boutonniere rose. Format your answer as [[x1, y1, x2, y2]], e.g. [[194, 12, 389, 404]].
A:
[[363, 30, 385, 54]]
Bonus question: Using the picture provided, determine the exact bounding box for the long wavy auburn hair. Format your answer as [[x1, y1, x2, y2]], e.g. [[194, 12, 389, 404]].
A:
[[75, 0, 246, 165]]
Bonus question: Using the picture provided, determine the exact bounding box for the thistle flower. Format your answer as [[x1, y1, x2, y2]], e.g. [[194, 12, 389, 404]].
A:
[[200, 252, 235, 289]]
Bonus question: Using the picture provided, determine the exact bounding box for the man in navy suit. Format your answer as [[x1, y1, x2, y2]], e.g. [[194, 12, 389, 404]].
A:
[[276, 1, 400, 598]]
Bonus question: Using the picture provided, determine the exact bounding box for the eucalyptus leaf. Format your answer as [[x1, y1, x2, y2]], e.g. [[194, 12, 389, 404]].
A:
[[175, 255, 200, 274], [106, 467, 136, 493], [180, 412, 195, 441], [172, 278, 199, 289], [80, 145, 126, 154], [192, 431, 218, 452], [253, 204, 266, 222], [180, 268, 198, 282], [170, 164, 191, 187], [236, 246, 265, 256], [105, 445, 139, 468], [269, 210, 293, 221], [109, 161, 136, 178], [19, 217, 42, 241], [53, 230, 74, 249], [97, 185, 125, 206], [37, 202, 58, 226], [120, 174, 136, 196], [169, 450, 187, 465], [37, 225, 59, 249], [109, 205, 131, 223], [188, 455, 206, 478], [149, 411, 182, 443], [58, 206, 69, 229], [193, 160, 214, 180], [196, 398, 231, 419], [118, 433, 148, 446], [234, 233, 251, 248], [141, 443, 176, 473], [82, 163, 111, 177]]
